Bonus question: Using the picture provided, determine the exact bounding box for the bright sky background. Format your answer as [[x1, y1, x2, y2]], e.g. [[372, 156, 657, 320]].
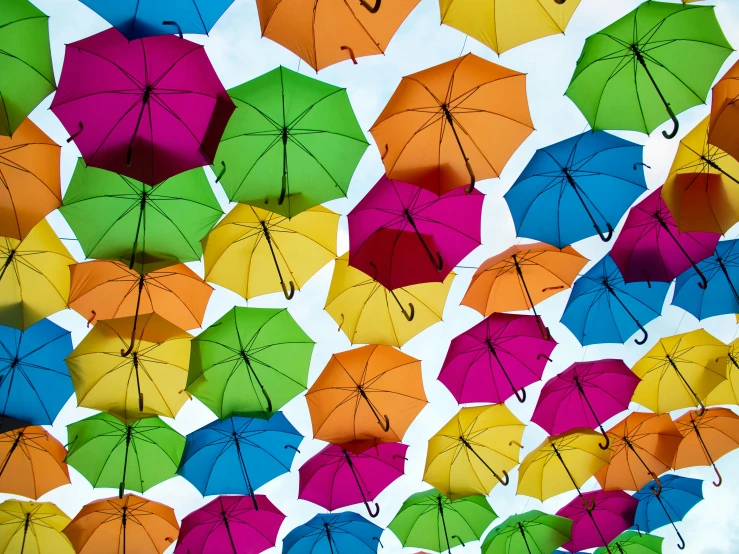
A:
[[9, 0, 739, 553]]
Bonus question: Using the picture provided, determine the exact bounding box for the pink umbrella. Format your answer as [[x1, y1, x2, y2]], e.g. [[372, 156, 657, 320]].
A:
[[438, 313, 557, 404], [298, 442, 407, 518], [51, 28, 235, 186], [532, 360, 640, 449]]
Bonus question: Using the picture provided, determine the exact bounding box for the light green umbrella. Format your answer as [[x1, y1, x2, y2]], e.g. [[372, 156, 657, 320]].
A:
[[481, 511, 572, 554], [595, 531, 664, 554]]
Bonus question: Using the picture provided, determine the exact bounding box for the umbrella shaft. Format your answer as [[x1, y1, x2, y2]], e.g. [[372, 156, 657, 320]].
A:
[[121, 427, 132, 493], [357, 388, 386, 428], [0, 432, 22, 476], [343, 450, 371, 505], [563, 170, 606, 229], [604, 284, 644, 333], [486, 344, 517, 394], [260, 221, 287, 286], [655, 493, 683, 538], [404, 213, 440, 269], [241, 355, 269, 411], [437, 497, 452, 554], [552, 444, 586, 498], [223, 515, 238, 554], [632, 47, 673, 120], [586, 508, 611, 550], [573, 378, 606, 432], [122, 507, 127, 554], [666, 356, 703, 409], [324, 524, 336, 554], [701, 156, 739, 186], [692, 422, 717, 467], [233, 440, 256, 505], [657, 219, 702, 276], [512, 255, 539, 317], [517, 523, 532, 554], [128, 194, 146, 269], [0, 251, 15, 282], [460, 438, 502, 481], [441, 105, 469, 163], [624, 440, 656, 477], [717, 260, 739, 304], [19, 515, 30, 554]]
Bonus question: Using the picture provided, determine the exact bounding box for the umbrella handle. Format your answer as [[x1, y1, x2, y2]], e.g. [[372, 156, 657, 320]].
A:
[[513, 386, 526, 403], [633, 162, 652, 170], [261, 386, 273, 412], [452, 536, 465, 547], [281, 280, 295, 300], [633, 324, 648, 345], [372, 537, 383, 549], [403, 302, 415, 321], [364, 501, 380, 518], [695, 264, 708, 290], [121, 342, 134, 357], [119, 481, 125, 499], [509, 440, 524, 449], [378, 414, 390, 432], [650, 472, 663, 496], [67, 122, 84, 143], [541, 285, 564, 293], [695, 401, 706, 417], [337, 314, 344, 332], [162, 20, 183, 39], [598, 427, 610, 450], [662, 104, 679, 139], [340, 46, 358, 64], [215, 161, 226, 183], [593, 221, 614, 242], [464, 160, 476, 194], [536, 353, 553, 362], [434, 252, 443, 271], [139, 393, 144, 412], [86, 310, 96, 328], [284, 445, 301, 453], [279, 175, 287, 205], [713, 464, 722, 487], [554, 0, 566, 4], [676, 529, 686, 550], [359, 0, 381, 12], [493, 469, 509, 486], [582, 495, 596, 511]]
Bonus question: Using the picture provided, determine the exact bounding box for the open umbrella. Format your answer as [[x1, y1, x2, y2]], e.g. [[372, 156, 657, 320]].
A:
[[707, 338, 739, 405], [283, 513, 382, 554], [0, 500, 74, 554], [557, 491, 637, 553], [595, 531, 663, 554], [709, 59, 739, 164], [481, 511, 571, 554]]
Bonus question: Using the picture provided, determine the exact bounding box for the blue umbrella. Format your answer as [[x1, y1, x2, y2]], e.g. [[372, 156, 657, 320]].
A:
[[672, 240, 739, 320], [504, 131, 647, 248], [284, 513, 382, 554], [561, 254, 669, 346], [633, 474, 703, 551], [177, 413, 302, 508], [79, 0, 236, 39], [0, 319, 73, 425]]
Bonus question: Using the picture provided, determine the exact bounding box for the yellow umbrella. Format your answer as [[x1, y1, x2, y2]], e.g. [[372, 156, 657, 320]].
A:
[[66, 314, 191, 423], [0, 500, 74, 554], [632, 329, 728, 415], [706, 338, 739, 406], [0, 219, 74, 330], [203, 204, 338, 301], [424, 404, 524, 500], [325, 253, 455, 348]]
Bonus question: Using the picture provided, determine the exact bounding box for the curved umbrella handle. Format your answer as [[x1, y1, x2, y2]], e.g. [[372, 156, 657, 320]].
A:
[[650, 472, 663, 496], [662, 104, 679, 139], [513, 386, 526, 403], [359, 0, 381, 13], [493, 469, 509, 486], [261, 386, 273, 412], [541, 285, 564, 293], [403, 302, 415, 322], [695, 265, 708, 290], [713, 464, 722, 487], [452, 536, 465, 547], [633, 323, 648, 345], [67, 121, 84, 143], [598, 427, 610, 450], [509, 440, 524, 449], [676, 528, 686, 550], [594, 221, 614, 242], [695, 400, 706, 417], [554, 0, 565, 4], [582, 495, 596, 511], [138, 393, 144, 412], [340, 46, 358, 64], [86, 310, 97, 328], [464, 160, 476, 194], [536, 353, 553, 362], [378, 414, 390, 432], [372, 537, 383, 549], [633, 162, 652, 170], [338, 314, 345, 332], [215, 161, 226, 183], [364, 501, 380, 518], [281, 280, 295, 300], [279, 175, 287, 206], [121, 342, 134, 357], [284, 445, 301, 453], [162, 20, 183, 39]]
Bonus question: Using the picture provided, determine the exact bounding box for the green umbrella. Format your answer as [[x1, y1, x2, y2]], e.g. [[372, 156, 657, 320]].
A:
[[213, 66, 368, 219], [66, 412, 185, 499], [187, 307, 315, 420], [481, 511, 572, 554], [566, 2, 732, 139], [388, 489, 496, 553], [0, 0, 55, 136], [595, 531, 664, 554]]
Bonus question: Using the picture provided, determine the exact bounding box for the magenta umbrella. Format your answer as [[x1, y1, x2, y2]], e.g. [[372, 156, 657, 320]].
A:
[[532, 360, 640, 449], [438, 313, 557, 405], [51, 28, 235, 186], [348, 175, 483, 292], [174, 495, 285, 554], [611, 187, 719, 289]]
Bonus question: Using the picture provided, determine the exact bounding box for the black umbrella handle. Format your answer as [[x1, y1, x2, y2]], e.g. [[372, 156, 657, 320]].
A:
[[604, 284, 648, 345], [388, 288, 415, 321], [162, 20, 183, 38], [554, 0, 566, 4], [215, 161, 226, 183], [359, 0, 381, 12], [656, 493, 686, 550]]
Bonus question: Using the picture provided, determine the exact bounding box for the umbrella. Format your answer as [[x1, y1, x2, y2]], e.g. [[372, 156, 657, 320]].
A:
[[0, 119, 61, 239], [348, 176, 483, 289], [557, 491, 637, 553], [0, 0, 55, 136], [66, 412, 184, 499], [66, 314, 191, 422], [306, 344, 427, 445], [0, 426, 69, 500], [565, 1, 732, 138], [560, 254, 669, 346], [707, 338, 739, 405], [325, 253, 455, 347], [425, 404, 524, 499], [532, 359, 640, 448], [0, 500, 74, 554], [283, 513, 382, 554], [595, 531, 663, 554], [213, 66, 367, 217], [631, 329, 728, 415], [175, 495, 285, 554], [389, 489, 496, 553], [50, 28, 235, 186], [709, 58, 739, 163], [187, 307, 314, 419], [203, 204, 338, 301], [438, 313, 557, 405], [370, 53, 533, 195], [0, 319, 73, 425], [481, 511, 571, 554], [610, 187, 719, 289], [257, 0, 419, 71], [64, 494, 178, 554], [0, 219, 75, 330], [504, 131, 647, 247]]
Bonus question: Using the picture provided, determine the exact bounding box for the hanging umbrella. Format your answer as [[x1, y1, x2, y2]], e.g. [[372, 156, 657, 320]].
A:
[[371, 53, 533, 195], [481, 511, 571, 554], [557, 491, 637, 553], [0, 500, 74, 554], [51, 28, 235, 186], [64, 494, 178, 554], [0, 0, 55, 137], [348, 176, 483, 289], [709, 59, 739, 164], [325, 253, 455, 347], [283, 512, 382, 554], [565, 1, 731, 138], [203, 204, 338, 301], [595, 531, 663, 554], [424, 404, 524, 499], [213, 66, 367, 218], [306, 344, 427, 445], [707, 338, 739, 406], [187, 307, 314, 419], [504, 131, 647, 247], [438, 314, 557, 405], [389, 489, 496, 553], [560, 254, 669, 346]]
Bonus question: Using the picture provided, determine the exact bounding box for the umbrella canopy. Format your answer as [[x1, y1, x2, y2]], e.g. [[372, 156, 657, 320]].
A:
[[325, 253, 455, 348], [709, 59, 739, 164], [389, 489, 496, 553], [560, 254, 669, 346], [0, 0, 55, 137], [348, 176, 483, 290], [64, 494, 178, 554], [306, 344, 427, 445], [0, 500, 74, 554], [51, 28, 235, 185], [283, 512, 382, 554], [438, 314, 557, 405], [481, 511, 571, 554], [504, 131, 647, 247], [371, 53, 533, 195], [594, 531, 663, 554], [213, 66, 367, 217], [565, 1, 731, 139], [203, 204, 338, 301], [707, 338, 739, 405], [187, 307, 314, 419]]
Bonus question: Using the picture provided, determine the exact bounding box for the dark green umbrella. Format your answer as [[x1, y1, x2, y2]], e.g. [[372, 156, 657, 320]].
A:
[[481, 511, 572, 554], [213, 66, 368, 219], [566, 2, 732, 139], [595, 531, 663, 554]]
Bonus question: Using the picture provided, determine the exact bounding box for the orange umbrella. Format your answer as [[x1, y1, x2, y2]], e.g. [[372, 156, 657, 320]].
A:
[[63, 494, 178, 554], [0, 119, 61, 240], [0, 426, 70, 499], [306, 344, 427, 445], [595, 413, 683, 495], [256, 0, 420, 71], [370, 53, 534, 195], [709, 59, 739, 164]]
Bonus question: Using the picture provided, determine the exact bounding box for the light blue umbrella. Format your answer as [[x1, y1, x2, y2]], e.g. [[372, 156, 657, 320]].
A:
[[284, 512, 382, 554]]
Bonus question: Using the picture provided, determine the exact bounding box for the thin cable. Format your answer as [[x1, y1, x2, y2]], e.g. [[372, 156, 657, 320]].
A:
[[458, 36, 467, 57]]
